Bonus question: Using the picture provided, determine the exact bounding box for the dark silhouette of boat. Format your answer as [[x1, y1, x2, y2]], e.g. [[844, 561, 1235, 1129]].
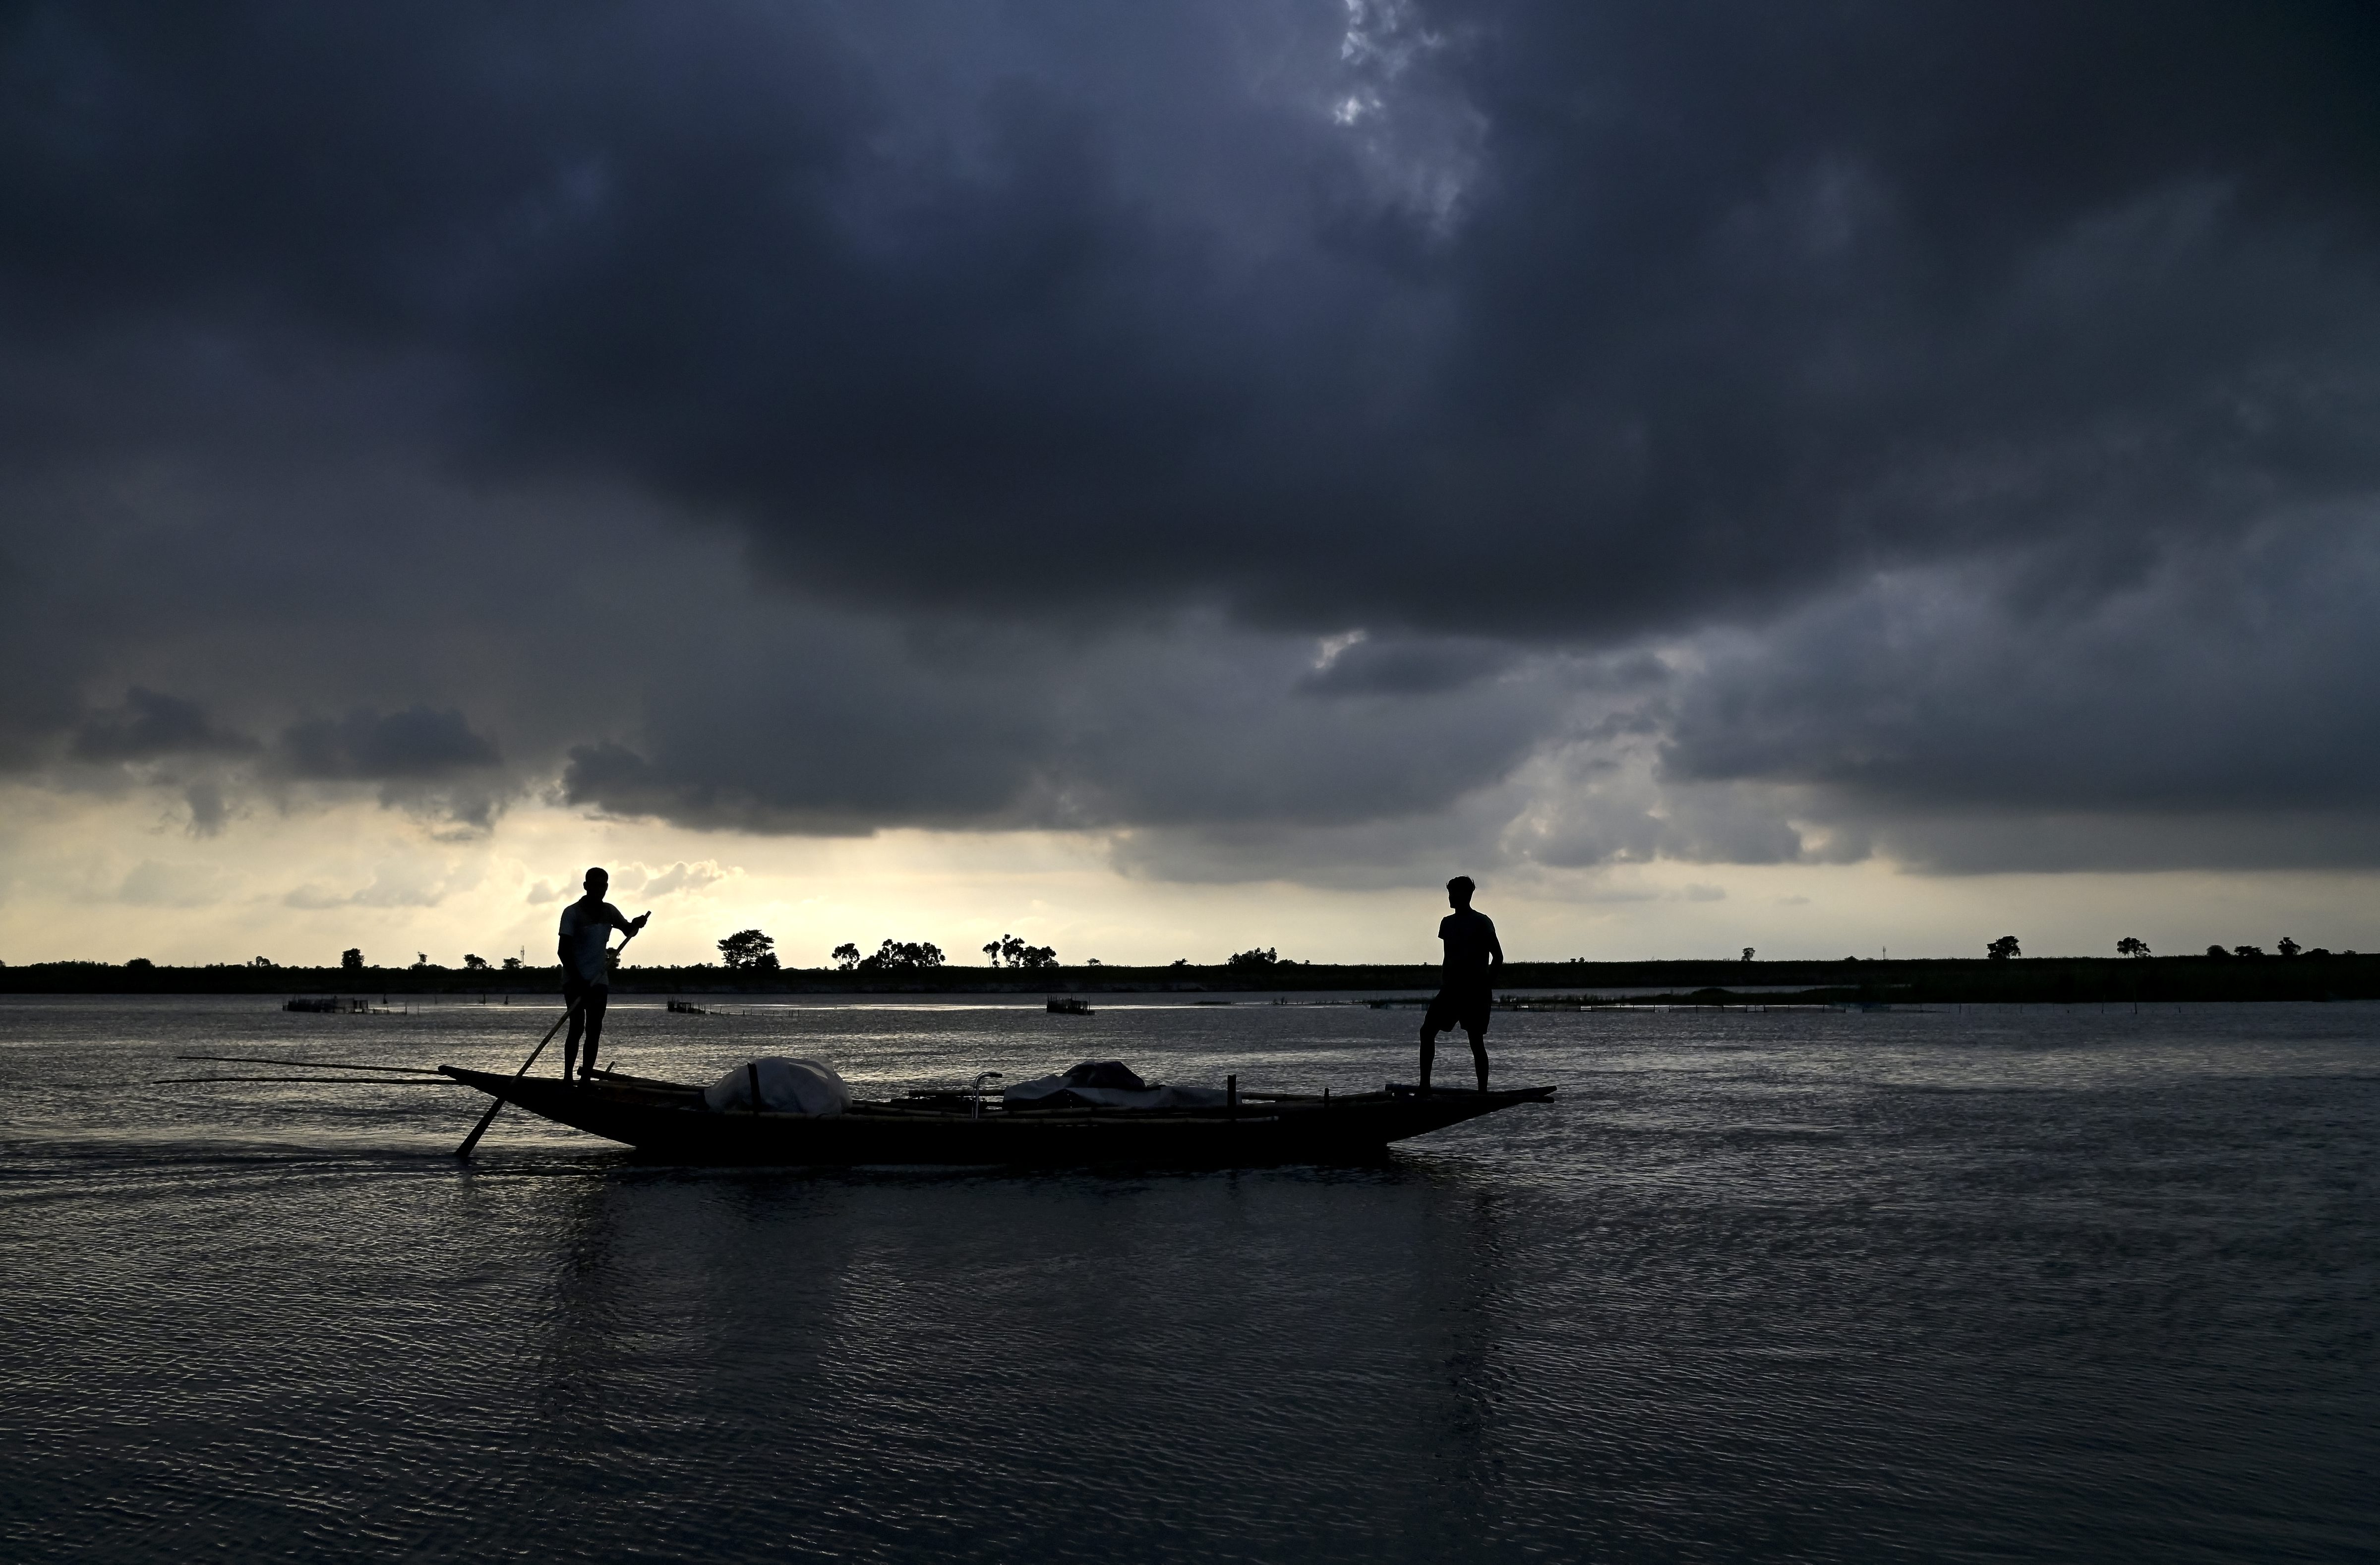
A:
[[1046, 996, 1093, 1015], [439, 1065, 1555, 1166]]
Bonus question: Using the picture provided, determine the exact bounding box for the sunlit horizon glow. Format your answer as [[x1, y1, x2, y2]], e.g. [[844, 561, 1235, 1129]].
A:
[[4, 786, 2374, 972]]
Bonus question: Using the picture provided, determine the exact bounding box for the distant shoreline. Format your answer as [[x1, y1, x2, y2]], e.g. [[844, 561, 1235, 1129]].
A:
[[4, 954, 2375, 1005]]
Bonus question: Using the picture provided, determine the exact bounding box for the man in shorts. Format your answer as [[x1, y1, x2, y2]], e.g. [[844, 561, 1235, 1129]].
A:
[[1421, 875, 1502, 1093], [557, 867, 647, 1082]]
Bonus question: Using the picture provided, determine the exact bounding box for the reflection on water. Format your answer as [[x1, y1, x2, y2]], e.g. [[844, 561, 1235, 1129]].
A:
[[1, 996, 2376, 1562]]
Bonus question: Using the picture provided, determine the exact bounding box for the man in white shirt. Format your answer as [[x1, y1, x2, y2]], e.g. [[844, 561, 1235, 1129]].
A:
[[557, 867, 647, 1082]]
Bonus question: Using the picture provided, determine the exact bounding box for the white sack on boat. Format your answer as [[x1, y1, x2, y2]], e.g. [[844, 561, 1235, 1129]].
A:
[[703, 1057, 852, 1115], [1004, 1060, 1229, 1111]]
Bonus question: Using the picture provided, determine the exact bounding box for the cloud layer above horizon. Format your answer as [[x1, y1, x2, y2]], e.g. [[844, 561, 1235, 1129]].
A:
[[6, 0, 2380, 887]]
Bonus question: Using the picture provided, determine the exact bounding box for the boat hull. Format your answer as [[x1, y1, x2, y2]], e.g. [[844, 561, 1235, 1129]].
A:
[[440, 1066, 1555, 1166]]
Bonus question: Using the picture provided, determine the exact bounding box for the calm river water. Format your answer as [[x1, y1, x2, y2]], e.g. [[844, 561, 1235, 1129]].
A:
[[1, 994, 2374, 1563]]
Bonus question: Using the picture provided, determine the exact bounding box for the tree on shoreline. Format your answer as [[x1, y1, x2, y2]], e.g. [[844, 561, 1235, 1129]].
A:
[[2117, 937, 2149, 958], [719, 929, 779, 972], [982, 933, 1056, 969], [857, 939, 947, 972], [1986, 936, 2021, 961]]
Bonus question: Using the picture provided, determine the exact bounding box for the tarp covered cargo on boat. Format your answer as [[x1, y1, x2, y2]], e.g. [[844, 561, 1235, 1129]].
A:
[[1003, 1060, 1230, 1111], [703, 1057, 852, 1115]]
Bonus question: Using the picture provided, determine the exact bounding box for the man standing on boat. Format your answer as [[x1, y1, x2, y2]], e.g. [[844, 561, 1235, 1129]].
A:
[[558, 867, 647, 1083], [1421, 875, 1501, 1093]]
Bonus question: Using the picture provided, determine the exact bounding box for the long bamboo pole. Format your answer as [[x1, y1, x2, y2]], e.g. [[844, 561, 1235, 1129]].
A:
[[452, 1004, 573, 1159], [175, 1055, 446, 1075], [153, 1075, 463, 1085]]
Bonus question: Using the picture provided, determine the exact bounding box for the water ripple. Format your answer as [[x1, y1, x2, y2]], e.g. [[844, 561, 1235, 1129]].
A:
[[0, 996, 2375, 1562]]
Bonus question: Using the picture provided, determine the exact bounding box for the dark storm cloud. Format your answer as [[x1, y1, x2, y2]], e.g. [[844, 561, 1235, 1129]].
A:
[[1297, 636, 1519, 697], [559, 615, 1561, 834], [96, 697, 521, 836], [1663, 516, 2380, 813], [12, 0, 2376, 626], [71, 688, 254, 761], [3, 1, 2380, 871], [275, 707, 499, 781]]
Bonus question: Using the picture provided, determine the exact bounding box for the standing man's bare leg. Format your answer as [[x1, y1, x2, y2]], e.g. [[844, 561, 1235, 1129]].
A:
[[1418, 1023, 1437, 1093], [1466, 1027, 1489, 1093], [581, 989, 605, 1079], [563, 995, 586, 1080]]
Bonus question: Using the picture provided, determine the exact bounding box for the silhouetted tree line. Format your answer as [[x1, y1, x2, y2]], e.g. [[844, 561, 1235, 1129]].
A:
[[981, 933, 1056, 969], [6, 938, 2374, 1002], [1984, 935, 2343, 961], [2198, 937, 2331, 959], [834, 939, 948, 973]]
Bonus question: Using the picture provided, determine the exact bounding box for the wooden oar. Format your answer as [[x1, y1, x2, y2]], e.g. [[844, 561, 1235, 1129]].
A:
[[455, 920, 642, 1159]]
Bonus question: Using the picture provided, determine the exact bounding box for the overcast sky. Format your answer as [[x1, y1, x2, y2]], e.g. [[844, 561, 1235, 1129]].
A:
[[5, 0, 2380, 967]]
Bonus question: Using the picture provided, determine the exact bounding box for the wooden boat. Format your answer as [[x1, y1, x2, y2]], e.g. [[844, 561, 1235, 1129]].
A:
[[439, 1065, 1555, 1166]]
